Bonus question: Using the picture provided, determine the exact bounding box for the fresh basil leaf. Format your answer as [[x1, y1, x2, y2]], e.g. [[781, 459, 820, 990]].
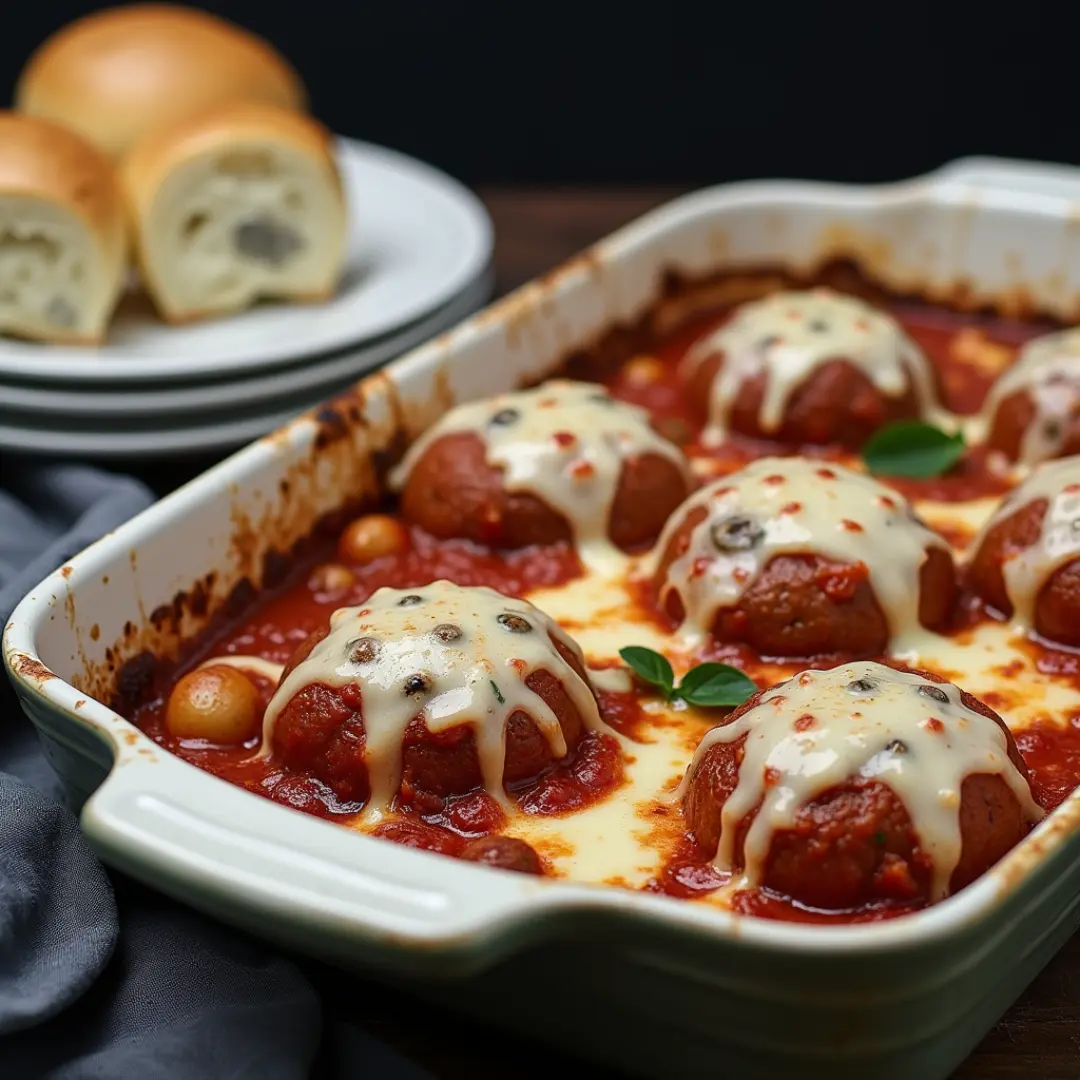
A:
[[676, 663, 757, 708], [861, 421, 965, 479], [618, 646, 675, 697], [490, 679, 505, 705]]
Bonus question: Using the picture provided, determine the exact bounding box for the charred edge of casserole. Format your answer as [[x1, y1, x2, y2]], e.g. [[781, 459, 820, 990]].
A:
[[107, 501, 373, 716], [94, 373, 413, 714], [308, 372, 421, 485]]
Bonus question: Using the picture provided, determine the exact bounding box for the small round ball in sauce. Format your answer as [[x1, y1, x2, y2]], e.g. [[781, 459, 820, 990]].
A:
[[387, 379, 693, 557], [681, 661, 1042, 910], [681, 289, 939, 448], [337, 514, 408, 564], [985, 328, 1080, 465], [652, 457, 956, 658], [165, 664, 261, 744], [968, 457, 1080, 645], [264, 580, 603, 813], [622, 355, 666, 387], [308, 562, 356, 597], [460, 835, 543, 874]]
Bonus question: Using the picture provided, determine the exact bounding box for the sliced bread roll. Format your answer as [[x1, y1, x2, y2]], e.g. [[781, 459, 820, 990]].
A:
[[0, 112, 127, 345], [16, 4, 306, 159], [121, 102, 347, 324]]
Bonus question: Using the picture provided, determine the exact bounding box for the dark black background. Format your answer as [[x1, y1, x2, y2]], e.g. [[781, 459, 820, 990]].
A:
[[1, 2, 1072, 187]]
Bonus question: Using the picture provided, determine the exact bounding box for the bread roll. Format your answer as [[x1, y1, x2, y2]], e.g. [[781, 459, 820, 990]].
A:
[[121, 102, 347, 324], [16, 4, 306, 159], [0, 112, 127, 345]]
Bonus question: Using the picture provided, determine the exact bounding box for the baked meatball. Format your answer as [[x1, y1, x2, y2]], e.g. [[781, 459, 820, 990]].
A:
[[968, 456, 1080, 645], [652, 457, 956, 658], [985, 328, 1080, 465], [681, 289, 939, 448], [263, 580, 602, 815], [681, 661, 1042, 910], [387, 380, 693, 565]]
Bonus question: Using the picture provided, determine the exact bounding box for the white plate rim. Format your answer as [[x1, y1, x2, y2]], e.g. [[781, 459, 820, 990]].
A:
[[0, 138, 493, 384], [0, 269, 494, 418]]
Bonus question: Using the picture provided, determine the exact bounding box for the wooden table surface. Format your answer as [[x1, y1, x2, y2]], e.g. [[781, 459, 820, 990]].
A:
[[141, 189, 1080, 1078]]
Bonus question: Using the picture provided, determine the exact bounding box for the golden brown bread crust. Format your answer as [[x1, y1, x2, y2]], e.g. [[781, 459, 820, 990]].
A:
[[16, 4, 306, 158], [0, 111, 126, 242]]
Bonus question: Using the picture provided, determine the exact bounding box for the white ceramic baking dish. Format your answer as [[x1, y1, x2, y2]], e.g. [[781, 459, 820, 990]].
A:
[[8, 157, 1080, 1080]]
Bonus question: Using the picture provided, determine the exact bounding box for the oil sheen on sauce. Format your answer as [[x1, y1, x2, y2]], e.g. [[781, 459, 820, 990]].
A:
[[681, 289, 940, 445], [678, 661, 1044, 900], [387, 379, 691, 574], [650, 457, 949, 653], [261, 580, 604, 821]]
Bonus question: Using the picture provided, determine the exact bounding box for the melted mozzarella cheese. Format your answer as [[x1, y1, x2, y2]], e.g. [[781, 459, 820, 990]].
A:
[[682, 289, 939, 445], [649, 457, 948, 652], [678, 661, 1044, 899], [984, 328, 1080, 464], [468, 565, 1070, 892], [972, 456, 1080, 629], [188, 372, 1080, 898], [261, 580, 602, 821], [387, 379, 690, 574]]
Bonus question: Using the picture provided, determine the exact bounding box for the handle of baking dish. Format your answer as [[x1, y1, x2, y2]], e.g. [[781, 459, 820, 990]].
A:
[[81, 752, 555, 969], [928, 156, 1080, 203]]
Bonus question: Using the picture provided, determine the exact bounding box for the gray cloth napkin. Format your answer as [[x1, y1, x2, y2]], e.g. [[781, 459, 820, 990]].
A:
[[0, 457, 433, 1080]]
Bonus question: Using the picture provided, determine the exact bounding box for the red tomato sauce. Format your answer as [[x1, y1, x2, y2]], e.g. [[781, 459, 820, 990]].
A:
[[729, 890, 924, 924], [599, 297, 1041, 501], [125, 279, 1080, 925], [211, 524, 584, 666], [1016, 720, 1080, 812]]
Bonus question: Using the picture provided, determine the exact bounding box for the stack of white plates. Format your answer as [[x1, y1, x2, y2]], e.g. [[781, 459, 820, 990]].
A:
[[0, 139, 494, 459]]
